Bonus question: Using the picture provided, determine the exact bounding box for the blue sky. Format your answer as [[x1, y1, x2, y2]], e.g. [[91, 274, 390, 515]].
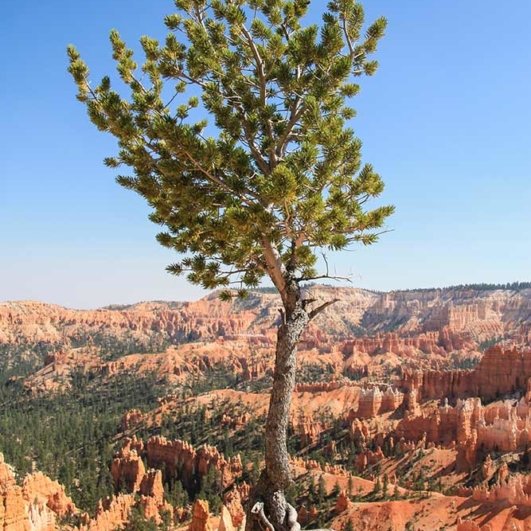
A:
[[1, 1, 530, 308]]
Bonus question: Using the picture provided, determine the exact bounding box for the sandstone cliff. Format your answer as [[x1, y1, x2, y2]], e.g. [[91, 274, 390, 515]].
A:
[[0, 452, 76, 531], [402, 345, 531, 402], [2, 286, 529, 349]]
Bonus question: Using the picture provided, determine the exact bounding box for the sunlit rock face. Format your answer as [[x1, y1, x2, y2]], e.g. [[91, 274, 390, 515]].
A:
[[1, 287, 531, 531], [2, 286, 529, 347], [0, 452, 76, 531], [402, 345, 531, 402]]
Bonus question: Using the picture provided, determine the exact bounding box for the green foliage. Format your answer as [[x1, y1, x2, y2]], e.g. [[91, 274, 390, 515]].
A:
[[307, 475, 316, 500], [197, 467, 223, 515], [395, 282, 531, 294], [392, 484, 399, 500], [347, 475, 353, 497], [0, 343, 60, 384], [124, 505, 159, 530], [317, 473, 327, 503], [0, 373, 162, 513], [296, 363, 335, 384], [165, 479, 189, 508], [382, 473, 389, 499], [68, 0, 392, 296], [448, 352, 480, 370], [478, 337, 503, 353]]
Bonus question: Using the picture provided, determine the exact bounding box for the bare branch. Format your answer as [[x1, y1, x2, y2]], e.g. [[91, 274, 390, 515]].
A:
[[301, 298, 317, 310], [298, 274, 352, 283], [339, 11, 355, 57], [308, 298, 340, 320]]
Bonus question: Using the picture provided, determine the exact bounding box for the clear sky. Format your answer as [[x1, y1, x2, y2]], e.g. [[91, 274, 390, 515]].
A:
[[1, 1, 530, 309]]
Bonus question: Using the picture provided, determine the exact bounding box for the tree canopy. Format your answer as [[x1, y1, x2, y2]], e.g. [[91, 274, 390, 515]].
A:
[[68, 0, 393, 305]]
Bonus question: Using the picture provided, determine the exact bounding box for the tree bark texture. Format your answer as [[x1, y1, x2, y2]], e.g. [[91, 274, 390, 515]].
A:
[[247, 287, 309, 531]]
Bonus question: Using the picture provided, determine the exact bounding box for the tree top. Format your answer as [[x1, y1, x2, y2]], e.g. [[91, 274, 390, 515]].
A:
[[68, 0, 394, 306]]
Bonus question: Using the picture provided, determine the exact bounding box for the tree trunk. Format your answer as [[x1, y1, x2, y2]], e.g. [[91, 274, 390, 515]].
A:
[[247, 288, 309, 531]]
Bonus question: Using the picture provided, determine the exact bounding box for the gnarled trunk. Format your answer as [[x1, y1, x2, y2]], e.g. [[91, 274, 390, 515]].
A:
[[247, 288, 309, 531]]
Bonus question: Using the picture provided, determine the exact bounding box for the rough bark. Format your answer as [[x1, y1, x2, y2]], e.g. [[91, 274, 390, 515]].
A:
[[246, 283, 309, 531]]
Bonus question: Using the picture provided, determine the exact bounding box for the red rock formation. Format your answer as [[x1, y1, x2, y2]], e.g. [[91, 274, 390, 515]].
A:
[[395, 391, 531, 471], [355, 387, 404, 419], [0, 453, 77, 531], [189, 500, 213, 531], [81, 472, 171, 530], [334, 491, 349, 513], [79, 493, 137, 531], [354, 448, 385, 473], [470, 473, 531, 507], [219, 505, 235, 531], [112, 435, 244, 493], [403, 345, 531, 403], [456, 521, 481, 531], [223, 487, 246, 528], [0, 296, 258, 345], [341, 330, 468, 358], [480, 455, 495, 482], [121, 409, 144, 431], [111, 447, 146, 493], [22, 471, 76, 517], [1, 482, 30, 531], [140, 469, 164, 502], [3, 286, 527, 351], [9, 288, 528, 399], [295, 414, 327, 446]]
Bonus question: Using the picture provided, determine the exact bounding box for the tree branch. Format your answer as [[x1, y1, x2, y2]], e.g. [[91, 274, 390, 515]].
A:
[[238, 22, 277, 168], [298, 274, 352, 283], [276, 101, 306, 159], [308, 299, 340, 320], [179, 147, 259, 208], [261, 237, 288, 302]]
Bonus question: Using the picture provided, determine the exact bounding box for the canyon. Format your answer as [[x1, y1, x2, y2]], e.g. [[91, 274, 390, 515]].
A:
[[1, 285, 530, 530], [1, 285, 529, 350]]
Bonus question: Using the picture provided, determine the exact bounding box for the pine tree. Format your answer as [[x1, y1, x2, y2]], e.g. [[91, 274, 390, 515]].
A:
[[331, 480, 341, 498], [68, 1, 392, 528], [317, 474, 327, 505], [393, 484, 399, 500], [308, 476, 316, 503], [382, 473, 389, 499]]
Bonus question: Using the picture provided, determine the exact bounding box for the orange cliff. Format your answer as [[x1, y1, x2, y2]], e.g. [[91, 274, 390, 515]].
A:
[[2, 286, 529, 348], [341, 329, 475, 359], [0, 453, 77, 531], [110, 437, 248, 531], [112, 436, 243, 494], [83, 440, 173, 531], [456, 474, 531, 530], [0, 297, 258, 346], [332, 345, 531, 474], [7, 287, 530, 399], [0, 448, 175, 531], [402, 345, 531, 403]]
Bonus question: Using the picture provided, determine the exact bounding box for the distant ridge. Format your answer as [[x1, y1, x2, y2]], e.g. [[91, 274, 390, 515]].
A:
[[2, 281, 531, 310], [389, 281, 531, 294]]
